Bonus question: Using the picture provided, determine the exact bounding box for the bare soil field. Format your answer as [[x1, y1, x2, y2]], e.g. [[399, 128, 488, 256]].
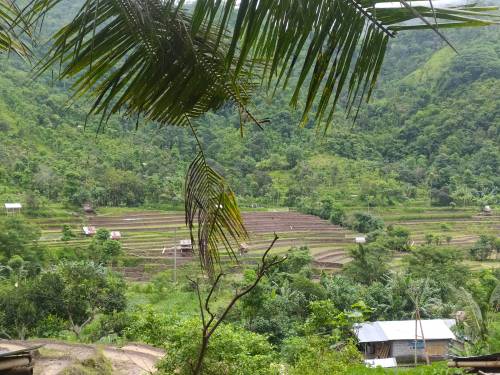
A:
[[0, 339, 164, 375]]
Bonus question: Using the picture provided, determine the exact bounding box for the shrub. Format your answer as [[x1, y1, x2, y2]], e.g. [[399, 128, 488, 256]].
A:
[[386, 226, 411, 252], [283, 337, 362, 375], [156, 318, 276, 375], [346, 212, 384, 233], [329, 204, 346, 225], [469, 235, 500, 261], [35, 314, 68, 338], [61, 352, 113, 375], [61, 225, 76, 241]]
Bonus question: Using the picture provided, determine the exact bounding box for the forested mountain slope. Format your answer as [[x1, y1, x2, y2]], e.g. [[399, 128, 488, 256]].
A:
[[0, 18, 498, 210]]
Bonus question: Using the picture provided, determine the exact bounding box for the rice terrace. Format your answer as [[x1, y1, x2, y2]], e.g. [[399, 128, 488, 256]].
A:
[[32, 206, 500, 281]]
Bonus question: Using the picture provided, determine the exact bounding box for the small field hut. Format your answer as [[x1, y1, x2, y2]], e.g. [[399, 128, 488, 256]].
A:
[[82, 226, 97, 236], [355, 319, 456, 363], [4, 203, 22, 214], [179, 239, 193, 255], [110, 231, 122, 240], [83, 203, 95, 214]]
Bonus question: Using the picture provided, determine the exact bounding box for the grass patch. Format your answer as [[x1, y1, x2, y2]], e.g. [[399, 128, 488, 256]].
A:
[[60, 352, 113, 375]]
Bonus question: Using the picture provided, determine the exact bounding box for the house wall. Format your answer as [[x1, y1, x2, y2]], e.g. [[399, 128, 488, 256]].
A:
[[391, 340, 451, 362]]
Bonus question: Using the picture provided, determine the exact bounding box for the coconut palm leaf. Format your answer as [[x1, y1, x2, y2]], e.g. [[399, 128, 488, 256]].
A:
[[457, 287, 487, 343], [0, 0, 30, 56], [489, 282, 500, 312], [191, 0, 498, 127], [185, 151, 248, 276], [35, 0, 256, 127]]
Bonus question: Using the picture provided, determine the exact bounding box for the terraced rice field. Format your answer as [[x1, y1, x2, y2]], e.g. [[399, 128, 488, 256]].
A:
[[35, 207, 499, 281], [36, 210, 356, 281], [370, 207, 499, 248]]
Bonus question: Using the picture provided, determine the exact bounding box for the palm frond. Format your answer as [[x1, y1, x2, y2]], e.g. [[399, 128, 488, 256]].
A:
[[191, 0, 498, 128], [185, 151, 248, 276], [35, 0, 256, 127], [0, 0, 30, 57], [489, 282, 500, 312], [457, 287, 486, 342]]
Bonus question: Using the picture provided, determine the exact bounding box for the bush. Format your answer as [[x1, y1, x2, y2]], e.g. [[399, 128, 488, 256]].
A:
[[386, 226, 411, 252], [61, 352, 113, 375], [431, 187, 453, 206], [61, 225, 76, 241], [83, 311, 132, 343], [155, 318, 276, 375], [469, 235, 500, 261], [283, 336, 362, 375], [329, 204, 346, 225], [346, 212, 384, 233], [35, 314, 68, 338]]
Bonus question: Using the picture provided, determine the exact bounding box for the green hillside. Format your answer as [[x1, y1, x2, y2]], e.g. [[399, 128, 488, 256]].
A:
[[0, 25, 498, 211]]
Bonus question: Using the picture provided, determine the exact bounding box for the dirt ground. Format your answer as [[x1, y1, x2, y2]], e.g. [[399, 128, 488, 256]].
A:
[[0, 339, 165, 375]]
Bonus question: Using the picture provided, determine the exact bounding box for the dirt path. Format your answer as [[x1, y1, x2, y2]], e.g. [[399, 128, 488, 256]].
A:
[[0, 339, 164, 375]]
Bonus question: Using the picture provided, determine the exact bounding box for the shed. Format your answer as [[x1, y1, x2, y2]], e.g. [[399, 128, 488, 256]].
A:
[[110, 231, 122, 240], [179, 239, 193, 255], [239, 242, 249, 255], [82, 203, 95, 213], [483, 205, 492, 215], [0, 344, 43, 374], [4, 203, 22, 214], [355, 319, 456, 363], [82, 226, 97, 236], [355, 236, 366, 244]]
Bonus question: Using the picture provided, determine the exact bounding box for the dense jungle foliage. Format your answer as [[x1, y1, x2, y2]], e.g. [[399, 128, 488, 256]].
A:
[[0, 16, 498, 211]]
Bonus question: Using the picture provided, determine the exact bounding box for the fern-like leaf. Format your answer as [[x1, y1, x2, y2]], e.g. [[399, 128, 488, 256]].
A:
[[185, 151, 248, 276]]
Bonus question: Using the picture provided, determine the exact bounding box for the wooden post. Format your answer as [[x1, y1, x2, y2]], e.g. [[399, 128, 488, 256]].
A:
[[414, 312, 418, 366], [417, 309, 430, 365], [173, 228, 177, 284]]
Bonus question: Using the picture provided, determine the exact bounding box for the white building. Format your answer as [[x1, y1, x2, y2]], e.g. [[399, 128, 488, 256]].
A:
[[82, 226, 97, 236], [355, 319, 456, 363]]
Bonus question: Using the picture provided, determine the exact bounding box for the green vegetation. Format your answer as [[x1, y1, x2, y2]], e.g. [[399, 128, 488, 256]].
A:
[[60, 352, 113, 375], [0, 210, 499, 372], [1, 28, 499, 211], [0, 1, 498, 374]]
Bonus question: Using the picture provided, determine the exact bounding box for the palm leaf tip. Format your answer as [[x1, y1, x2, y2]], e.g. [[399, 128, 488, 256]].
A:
[[185, 151, 248, 276], [192, 0, 498, 130], [0, 0, 31, 57]]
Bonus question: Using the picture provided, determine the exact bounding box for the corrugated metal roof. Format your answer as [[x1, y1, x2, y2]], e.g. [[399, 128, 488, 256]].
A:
[[355, 319, 456, 343], [4, 203, 22, 209]]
